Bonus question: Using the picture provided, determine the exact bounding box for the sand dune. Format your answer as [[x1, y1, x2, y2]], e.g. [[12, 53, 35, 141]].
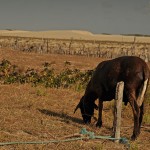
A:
[[0, 30, 150, 43]]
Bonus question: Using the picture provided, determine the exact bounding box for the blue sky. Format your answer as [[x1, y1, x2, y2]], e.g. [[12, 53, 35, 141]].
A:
[[0, 0, 150, 34]]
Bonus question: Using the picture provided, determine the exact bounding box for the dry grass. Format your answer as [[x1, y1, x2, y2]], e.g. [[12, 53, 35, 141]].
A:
[[0, 48, 150, 150], [0, 48, 105, 72]]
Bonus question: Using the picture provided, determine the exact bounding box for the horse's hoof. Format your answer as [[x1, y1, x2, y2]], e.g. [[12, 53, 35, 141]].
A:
[[96, 122, 102, 128]]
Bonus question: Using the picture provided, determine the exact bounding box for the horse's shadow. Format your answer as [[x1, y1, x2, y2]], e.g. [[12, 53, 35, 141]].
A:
[[38, 109, 117, 133], [38, 109, 83, 125]]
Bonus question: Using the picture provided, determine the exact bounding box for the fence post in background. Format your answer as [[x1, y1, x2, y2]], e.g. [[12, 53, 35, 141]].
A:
[[113, 81, 124, 143], [131, 36, 136, 55], [14, 37, 18, 50], [69, 39, 73, 54], [47, 39, 49, 53], [48, 40, 51, 54]]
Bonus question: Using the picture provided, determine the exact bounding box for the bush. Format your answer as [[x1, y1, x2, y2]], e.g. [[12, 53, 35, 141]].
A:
[[0, 59, 94, 90]]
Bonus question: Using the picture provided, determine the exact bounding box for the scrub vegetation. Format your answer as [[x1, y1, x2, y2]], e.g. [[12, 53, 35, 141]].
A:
[[0, 48, 149, 150]]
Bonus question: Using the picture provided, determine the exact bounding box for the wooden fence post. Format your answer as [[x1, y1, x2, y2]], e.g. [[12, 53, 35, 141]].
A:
[[47, 39, 49, 53], [113, 81, 124, 143], [14, 37, 18, 50]]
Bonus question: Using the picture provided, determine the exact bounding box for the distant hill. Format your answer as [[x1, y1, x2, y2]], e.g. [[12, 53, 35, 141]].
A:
[[0, 30, 150, 43]]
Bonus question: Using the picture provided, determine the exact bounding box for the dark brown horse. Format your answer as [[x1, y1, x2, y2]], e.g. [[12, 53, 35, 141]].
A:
[[74, 56, 149, 140]]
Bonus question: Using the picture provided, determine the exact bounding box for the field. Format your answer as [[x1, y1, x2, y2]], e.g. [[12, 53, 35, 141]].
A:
[[0, 47, 150, 150]]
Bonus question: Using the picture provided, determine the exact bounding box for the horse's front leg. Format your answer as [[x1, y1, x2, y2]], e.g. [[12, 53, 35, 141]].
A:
[[96, 100, 103, 127]]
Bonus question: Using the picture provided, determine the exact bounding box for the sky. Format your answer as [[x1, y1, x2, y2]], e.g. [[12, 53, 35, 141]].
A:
[[0, 0, 150, 35]]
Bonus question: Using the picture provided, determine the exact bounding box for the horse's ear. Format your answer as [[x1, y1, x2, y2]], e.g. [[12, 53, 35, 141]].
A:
[[74, 103, 80, 113], [94, 103, 98, 110]]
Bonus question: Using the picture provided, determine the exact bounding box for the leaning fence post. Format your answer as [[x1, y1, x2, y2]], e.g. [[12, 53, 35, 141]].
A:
[[113, 81, 124, 143]]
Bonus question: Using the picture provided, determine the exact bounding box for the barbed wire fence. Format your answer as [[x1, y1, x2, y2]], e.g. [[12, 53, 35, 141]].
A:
[[0, 36, 149, 61]]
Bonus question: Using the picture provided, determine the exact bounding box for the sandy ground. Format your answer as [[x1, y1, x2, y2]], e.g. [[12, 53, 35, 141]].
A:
[[0, 30, 150, 43]]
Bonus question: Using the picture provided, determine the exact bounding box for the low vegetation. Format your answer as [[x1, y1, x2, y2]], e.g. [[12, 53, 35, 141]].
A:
[[0, 59, 93, 90]]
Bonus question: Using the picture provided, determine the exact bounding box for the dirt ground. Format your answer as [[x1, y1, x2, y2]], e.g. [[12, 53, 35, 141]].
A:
[[0, 48, 150, 150]]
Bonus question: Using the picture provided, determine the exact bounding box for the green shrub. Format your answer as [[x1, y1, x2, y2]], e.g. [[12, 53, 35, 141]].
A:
[[0, 59, 94, 90]]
